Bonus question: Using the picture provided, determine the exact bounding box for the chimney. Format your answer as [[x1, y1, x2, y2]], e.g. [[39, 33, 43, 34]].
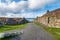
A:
[[46, 10, 49, 13]]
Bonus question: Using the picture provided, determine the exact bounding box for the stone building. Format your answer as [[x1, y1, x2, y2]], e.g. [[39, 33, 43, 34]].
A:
[[6, 18, 17, 25], [18, 18, 29, 24], [0, 22, 4, 27], [35, 8, 60, 28], [0, 17, 29, 25]]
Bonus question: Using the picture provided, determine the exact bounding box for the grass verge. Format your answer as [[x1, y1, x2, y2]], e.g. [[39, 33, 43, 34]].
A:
[[35, 22, 60, 40], [0, 24, 27, 33]]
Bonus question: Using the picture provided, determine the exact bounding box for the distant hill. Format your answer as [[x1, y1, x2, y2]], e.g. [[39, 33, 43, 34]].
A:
[[26, 18, 35, 21]]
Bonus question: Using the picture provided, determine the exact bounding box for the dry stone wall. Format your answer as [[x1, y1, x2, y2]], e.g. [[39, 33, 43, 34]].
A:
[[35, 8, 60, 28]]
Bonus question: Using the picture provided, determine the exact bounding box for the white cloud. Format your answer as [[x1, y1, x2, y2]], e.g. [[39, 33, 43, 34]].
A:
[[19, 12, 43, 18], [20, 13, 35, 18], [8, 1, 17, 9], [0, 1, 28, 15], [0, 12, 40, 18], [6, 13, 20, 17], [28, 0, 58, 10], [0, 12, 20, 18], [0, 0, 59, 18], [5, 0, 11, 4]]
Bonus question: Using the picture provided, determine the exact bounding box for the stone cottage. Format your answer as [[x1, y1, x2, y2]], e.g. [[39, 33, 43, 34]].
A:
[[6, 18, 17, 25], [0, 17, 29, 25], [18, 18, 29, 24], [35, 8, 60, 28], [0, 22, 4, 27]]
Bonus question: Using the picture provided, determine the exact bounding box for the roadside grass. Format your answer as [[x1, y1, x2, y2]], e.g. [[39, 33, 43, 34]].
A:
[[35, 22, 60, 40], [0, 24, 27, 33]]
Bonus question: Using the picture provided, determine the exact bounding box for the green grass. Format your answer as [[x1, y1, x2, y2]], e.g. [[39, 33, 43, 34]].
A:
[[35, 22, 60, 40], [47, 28, 60, 40], [0, 24, 27, 33]]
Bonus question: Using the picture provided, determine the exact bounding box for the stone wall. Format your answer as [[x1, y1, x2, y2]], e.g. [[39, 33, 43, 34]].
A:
[[35, 8, 60, 28]]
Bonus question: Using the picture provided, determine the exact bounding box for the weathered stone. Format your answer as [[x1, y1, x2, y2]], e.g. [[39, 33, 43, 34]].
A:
[[34, 8, 60, 28]]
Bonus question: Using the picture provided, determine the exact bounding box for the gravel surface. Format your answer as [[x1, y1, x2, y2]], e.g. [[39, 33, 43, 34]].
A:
[[20, 23, 55, 40], [3, 23, 55, 40]]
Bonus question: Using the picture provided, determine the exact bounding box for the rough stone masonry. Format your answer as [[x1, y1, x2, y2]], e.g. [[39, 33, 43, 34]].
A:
[[35, 8, 60, 28]]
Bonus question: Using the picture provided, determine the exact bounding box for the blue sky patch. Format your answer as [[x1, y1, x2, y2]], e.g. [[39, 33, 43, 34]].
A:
[[0, 0, 60, 18]]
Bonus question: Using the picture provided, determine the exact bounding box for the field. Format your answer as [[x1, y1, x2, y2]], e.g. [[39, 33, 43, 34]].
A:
[[0, 24, 27, 33], [35, 22, 60, 40]]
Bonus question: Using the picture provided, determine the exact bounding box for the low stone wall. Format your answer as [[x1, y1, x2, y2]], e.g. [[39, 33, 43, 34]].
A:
[[34, 17, 60, 28]]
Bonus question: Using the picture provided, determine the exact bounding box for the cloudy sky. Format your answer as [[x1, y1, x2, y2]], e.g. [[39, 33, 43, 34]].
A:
[[0, 0, 60, 18]]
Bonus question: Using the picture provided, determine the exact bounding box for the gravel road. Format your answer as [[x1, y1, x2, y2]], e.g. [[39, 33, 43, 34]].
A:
[[20, 23, 55, 40], [5, 23, 55, 40]]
